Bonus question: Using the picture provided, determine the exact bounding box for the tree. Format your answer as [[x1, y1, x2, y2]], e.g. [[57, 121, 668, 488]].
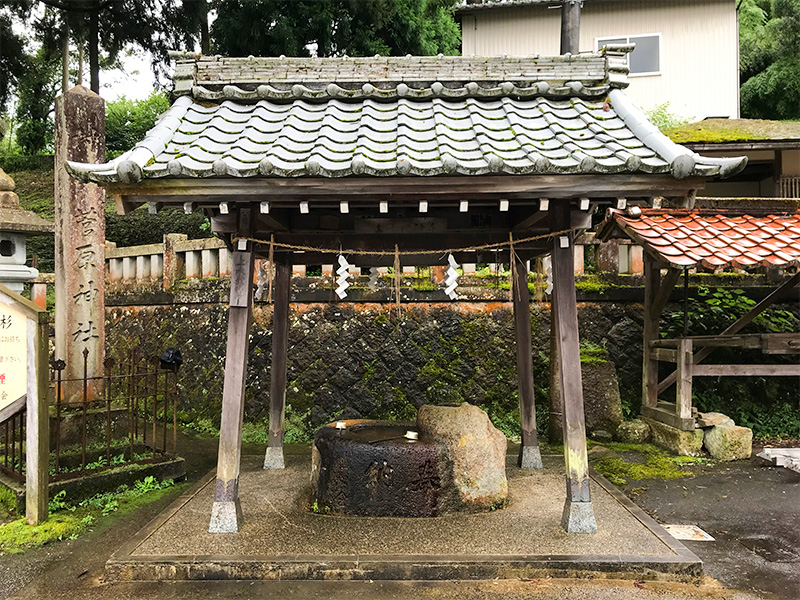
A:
[[105, 91, 170, 157], [210, 0, 461, 58], [0, 3, 32, 112], [15, 47, 61, 154], [739, 0, 800, 120]]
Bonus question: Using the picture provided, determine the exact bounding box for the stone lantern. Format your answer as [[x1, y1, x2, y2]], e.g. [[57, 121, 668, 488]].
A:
[[0, 168, 53, 292]]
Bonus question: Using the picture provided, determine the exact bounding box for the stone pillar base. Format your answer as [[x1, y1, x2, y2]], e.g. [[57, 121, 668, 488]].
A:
[[263, 446, 285, 470], [209, 499, 243, 533], [518, 444, 543, 470], [561, 499, 597, 533]]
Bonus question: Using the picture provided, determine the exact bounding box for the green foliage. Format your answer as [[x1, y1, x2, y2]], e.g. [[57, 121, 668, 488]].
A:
[[740, 0, 800, 119], [211, 0, 461, 58], [663, 286, 799, 439], [106, 206, 211, 247], [0, 4, 30, 112], [574, 274, 617, 294], [106, 92, 170, 157], [14, 47, 61, 155], [645, 102, 692, 131], [4, 476, 176, 555], [591, 443, 703, 486], [0, 487, 18, 516]]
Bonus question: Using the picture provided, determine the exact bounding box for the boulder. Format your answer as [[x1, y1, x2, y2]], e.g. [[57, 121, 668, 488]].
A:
[[642, 417, 704, 456], [615, 419, 652, 444], [704, 424, 753, 461], [697, 412, 735, 429], [417, 403, 507, 510]]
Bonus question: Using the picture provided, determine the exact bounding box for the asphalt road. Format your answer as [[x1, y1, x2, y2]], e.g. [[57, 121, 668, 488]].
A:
[[628, 454, 800, 600]]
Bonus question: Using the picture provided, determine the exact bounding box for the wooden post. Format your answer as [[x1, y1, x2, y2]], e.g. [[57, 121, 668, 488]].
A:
[[512, 254, 542, 469], [641, 257, 660, 412], [264, 255, 291, 469], [548, 299, 563, 444], [0, 285, 49, 525], [551, 203, 596, 533], [676, 338, 693, 420], [209, 240, 254, 533], [26, 310, 50, 525]]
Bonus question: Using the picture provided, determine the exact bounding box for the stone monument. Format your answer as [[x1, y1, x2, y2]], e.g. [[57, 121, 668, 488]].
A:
[[54, 86, 106, 402]]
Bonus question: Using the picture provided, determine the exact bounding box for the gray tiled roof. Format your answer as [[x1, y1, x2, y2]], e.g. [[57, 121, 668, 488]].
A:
[[66, 53, 746, 184]]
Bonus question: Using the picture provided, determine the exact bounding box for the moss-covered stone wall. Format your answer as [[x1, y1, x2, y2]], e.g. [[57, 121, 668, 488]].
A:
[[105, 301, 645, 441]]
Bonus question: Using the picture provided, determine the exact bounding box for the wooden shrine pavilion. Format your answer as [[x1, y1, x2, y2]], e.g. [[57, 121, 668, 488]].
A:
[[66, 47, 746, 534], [598, 206, 800, 431]]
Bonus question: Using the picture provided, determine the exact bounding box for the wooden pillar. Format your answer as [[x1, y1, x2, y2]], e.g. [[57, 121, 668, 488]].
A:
[[512, 254, 542, 469], [676, 338, 693, 420], [209, 241, 254, 533], [548, 306, 563, 444], [642, 257, 660, 412], [26, 309, 50, 525], [551, 203, 596, 533], [264, 255, 291, 469]]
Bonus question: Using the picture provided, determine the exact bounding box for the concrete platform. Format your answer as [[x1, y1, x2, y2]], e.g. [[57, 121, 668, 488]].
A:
[[105, 454, 701, 582]]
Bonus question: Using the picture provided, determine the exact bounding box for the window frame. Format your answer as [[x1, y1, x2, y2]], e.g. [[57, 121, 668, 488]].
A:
[[595, 32, 662, 78]]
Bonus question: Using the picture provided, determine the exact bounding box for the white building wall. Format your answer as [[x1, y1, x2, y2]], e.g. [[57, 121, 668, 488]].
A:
[[460, 0, 739, 121]]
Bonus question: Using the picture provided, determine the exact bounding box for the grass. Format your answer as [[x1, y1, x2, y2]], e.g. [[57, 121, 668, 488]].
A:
[[590, 442, 705, 486], [0, 476, 181, 555]]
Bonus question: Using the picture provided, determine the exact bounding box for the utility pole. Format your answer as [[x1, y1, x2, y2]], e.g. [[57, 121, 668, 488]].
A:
[[560, 0, 581, 55]]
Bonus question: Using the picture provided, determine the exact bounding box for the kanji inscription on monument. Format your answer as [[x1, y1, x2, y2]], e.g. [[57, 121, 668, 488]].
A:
[[54, 86, 106, 402], [0, 300, 26, 410]]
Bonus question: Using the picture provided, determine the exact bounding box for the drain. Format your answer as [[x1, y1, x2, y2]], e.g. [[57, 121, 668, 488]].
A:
[[739, 536, 800, 563]]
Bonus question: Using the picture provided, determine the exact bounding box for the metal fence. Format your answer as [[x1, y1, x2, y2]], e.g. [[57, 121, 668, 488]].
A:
[[0, 349, 179, 484]]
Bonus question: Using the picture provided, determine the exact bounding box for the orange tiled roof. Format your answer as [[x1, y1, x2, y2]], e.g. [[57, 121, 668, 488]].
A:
[[604, 208, 800, 270]]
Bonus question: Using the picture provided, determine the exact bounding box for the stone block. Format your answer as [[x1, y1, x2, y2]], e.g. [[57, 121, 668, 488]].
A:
[[642, 417, 704, 456], [580, 353, 624, 435], [615, 419, 652, 444], [697, 412, 735, 428], [417, 402, 507, 510], [704, 424, 753, 461]]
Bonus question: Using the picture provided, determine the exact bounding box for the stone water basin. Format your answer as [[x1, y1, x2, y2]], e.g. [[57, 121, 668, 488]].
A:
[[310, 420, 458, 517]]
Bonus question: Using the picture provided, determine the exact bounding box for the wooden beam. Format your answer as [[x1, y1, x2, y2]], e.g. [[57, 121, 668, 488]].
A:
[[693, 364, 800, 377], [512, 253, 542, 470], [105, 174, 706, 203], [658, 271, 800, 394], [264, 256, 291, 470], [551, 203, 596, 533], [209, 243, 255, 533], [649, 266, 682, 320]]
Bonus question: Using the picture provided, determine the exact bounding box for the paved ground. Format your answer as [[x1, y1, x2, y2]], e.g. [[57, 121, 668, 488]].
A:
[[1, 432, 797, 600], [627, 454, 800, 600]]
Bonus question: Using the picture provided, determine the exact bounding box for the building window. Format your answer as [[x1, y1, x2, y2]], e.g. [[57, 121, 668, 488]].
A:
[[596, 34, 661, 76]]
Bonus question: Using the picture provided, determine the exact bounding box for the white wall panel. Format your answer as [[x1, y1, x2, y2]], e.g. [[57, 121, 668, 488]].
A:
[[461, 0, 739, 120]]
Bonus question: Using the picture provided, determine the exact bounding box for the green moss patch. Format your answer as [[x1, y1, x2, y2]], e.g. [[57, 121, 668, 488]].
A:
[[0, 513, 89, 554], [664, 118, 800, 145], [0, 476, 180, 555], [591, 443, 704, 486]]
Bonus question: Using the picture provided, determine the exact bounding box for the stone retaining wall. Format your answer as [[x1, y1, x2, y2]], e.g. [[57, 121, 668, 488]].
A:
[[105, 300, 640, 440]]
